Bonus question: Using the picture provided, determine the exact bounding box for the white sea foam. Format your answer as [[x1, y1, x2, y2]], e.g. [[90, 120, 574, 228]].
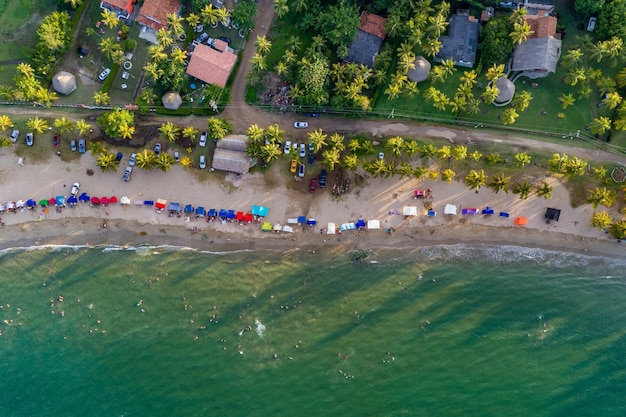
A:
[[255, 319, 266, 337]]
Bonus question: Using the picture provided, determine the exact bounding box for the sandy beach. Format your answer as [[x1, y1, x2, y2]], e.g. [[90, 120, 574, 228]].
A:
[[0, 148, 623, 259]]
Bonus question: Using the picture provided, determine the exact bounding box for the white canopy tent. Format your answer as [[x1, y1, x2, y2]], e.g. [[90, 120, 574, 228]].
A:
[[367, 219, 381, 229], [282, 225, 294, 233], [287, 218, 299, 224], [327, 223, 336, 234], [403, 206, 418, 216], [444, 204, 458, 215]]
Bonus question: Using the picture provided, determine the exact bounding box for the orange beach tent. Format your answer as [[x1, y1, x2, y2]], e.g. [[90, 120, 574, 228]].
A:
[[514, 216, 528, 226]]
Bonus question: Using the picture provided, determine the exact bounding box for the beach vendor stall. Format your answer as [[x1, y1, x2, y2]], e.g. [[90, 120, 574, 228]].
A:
[[367, 219, 380, 229], [444, 204, 457, 215], [403, 206, 418, 216]]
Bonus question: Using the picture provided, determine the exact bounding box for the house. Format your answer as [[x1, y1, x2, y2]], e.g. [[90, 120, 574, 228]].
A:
[[136, 0, 181, 31], [511, 35, 562, 78], [186, 42, 237, 88], [100, 0, 135, 19], [346, 12, 387, 68], [435, 11, 480, 68], [212, 135, 252, 174], [523, 14, 558, 39], [522, 0, 555, 15]]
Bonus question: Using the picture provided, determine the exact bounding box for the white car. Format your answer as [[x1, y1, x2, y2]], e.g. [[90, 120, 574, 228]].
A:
[[129, 153, 137, 166], [11, 129, 19, 143], [122, 166, 132, 182], [98, 68, 111, 81], [174, 151, 180, 162], [284, 140, 292, 154], [298, 163, 305, 178], [294, 121, 308, 128], [70, 183, 80, 197], [199, 131, 207, 147], [199, 155, 206, 169], [25, 133, 33, 146], [299, 143, 306, 158]]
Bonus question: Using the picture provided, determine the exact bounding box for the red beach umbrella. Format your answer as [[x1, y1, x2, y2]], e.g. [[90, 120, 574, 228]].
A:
[[236, 211, 245, 221], [109, 196, 118, 204], [244, 213, 253, 223], [91, 197, 100, 205], [48, 197, 56, 205], [514, 216, 528, 226], [101, 197, 109, 205]]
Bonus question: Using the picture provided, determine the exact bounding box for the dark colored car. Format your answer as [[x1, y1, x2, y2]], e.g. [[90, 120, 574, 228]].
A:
[[305, 112, 319, 117], [154, 143, 162, 155], [319, 169, 327, 188], [308, 151, 314, 165], [77, 47, 88, 57], [218, 36, 231, 45], [116, 152, 123, 162], [53, 133, 60, 147], [310, 178, 317, 192]]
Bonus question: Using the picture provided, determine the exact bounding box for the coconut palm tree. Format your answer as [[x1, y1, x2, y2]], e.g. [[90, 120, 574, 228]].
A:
[[565, 68, 587, 86], [404, 140, 419, 157], [216, 7, 230, 25], [329, 133, 345, 152], [413, 166, 428, 180], [347, 139, 361, 153], [255, 35, 272, 55], [88, 141, 105, 155], [485, 153, 503, 165], [322, 148, 340, 171], [367, 159, 389, 177], [601, 91, 622, 110], [460, 70, 478, 87], [180, 155, 192, 169], [396, 162, 412, 177], [186, 13, 201, 29], [590, 116, 612, 135], [171, 48, 188, 65], [586, 187, 617, 209], [485, 64, 506, 82], [451, 145, 467, 161], [608, 220, 626, 239], [273, 0, 289, 19], [136, 150, 156, 170], [548, 153, 569, 173], [514, 152, 532, 168], [64, 0, 84, 8], [464, 169, 486, 192], [535, 182, 553, 199], [512, 91, 532, 112], [119, 123, 135, 140], [559, 93, 576, 109], [510, 21, 533, 45], [343, 154, 358, 171], [155, 154, 176, 172], [156, 28, 174, 48], [436, 145, 451, 160], [420, 143, 437, 160], [591, 211, 612, 230], [500, 108, 519, 125], [99, 37, 120, 61], [431, 91, 450, 111], [250, 53, 266, 71], [441, 168, 456, 183], [0, 115, 12, 131], [261, 143, 282, 163], [53, 117, 74, 134], [144, 62, 164, 80], [75, 119, 92, 136], [509, 6, 527, 23], [427, 13, 448, 37], [468, 150, 482, 161], [565, 156, 587, 177], [246, 124, 265, 145], [148, 45, 168, 62], [513, 180, 532, 199], [26, 117, 48, 134], [100, 9, 120, 29], [265, 124, 284, 144], [93, 91, 110, 105], [307, 129, 327, 153], [167, 13, 185, 38], [488, 173, 511, 194], [422, 37, 442, 58], [386, 136, 405, 157], [591, 165, 608, 182], [561, 48, 583, 69], [201, 4, 219, 26], [97, 152, 120, 172], [385, 82, 402, 100], [159, 122, 180, 143]]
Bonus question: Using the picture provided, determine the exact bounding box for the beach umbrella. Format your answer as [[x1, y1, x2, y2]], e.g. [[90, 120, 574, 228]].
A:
[[48, 197, 56, 205], [196, 206, 206, 216], [227, 210, 236, 219], [79, 193, 90, 202], [514, 216, 528, 226], [236, 211, 244, 221], [297, 216, 306, 224], [67, 196, 78, 205], [262, 221, 272, 231], [184, 204, 194, 213], [120, 196, 131, 205], [208, 208, 217, 217], [101, 197, 109, 205], [109, 196, 118, 204], [39, 199, 49, 207], [26, 199, 37, 207], [91, 197, 100, 205], [356, 219, 366, 229], [244, 213, 253, 223], [55, 196, 65, 206], [219, 209, 228, 219]]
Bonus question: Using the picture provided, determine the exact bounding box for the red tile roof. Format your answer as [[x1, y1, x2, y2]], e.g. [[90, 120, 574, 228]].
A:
[[137, 0, 181, 31], [186, 44, 237, 88], [102, 0, 134, 14], [524, 14, 557, 39], [359, 12, 387, 39]]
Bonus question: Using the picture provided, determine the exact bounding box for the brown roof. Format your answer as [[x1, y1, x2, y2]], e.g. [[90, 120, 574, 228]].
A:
[[359, 12, 386, 39], [213, 39, 228, 52], [102, 0, 134, 14], [186, 43, 237, 88], [524, 15, 557, 39], [137, 0, 181, 31]]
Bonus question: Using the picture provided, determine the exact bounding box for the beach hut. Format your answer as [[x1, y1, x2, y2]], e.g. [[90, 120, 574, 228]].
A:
[[340, 223, 357, 231], [367, 219, 380, 229], [287, 218, 298, 224], [327, 223, 336, 234], [143, 200, 154, 206], [169, 202, 180, 213], [403, 206, 418, 216], [161, 91, 183, 110], [407, 56, 431, 82], [499, 212, 510, 218], [120, 196, 131, 205], [514, 216, 528, 226], [494, 77, 515, 104], [297, 216, 307, 224], [545, 208, 561, 221], [262, 221, 272, 231], [444, 204, 458, 215], [52, 71, 77, 95]]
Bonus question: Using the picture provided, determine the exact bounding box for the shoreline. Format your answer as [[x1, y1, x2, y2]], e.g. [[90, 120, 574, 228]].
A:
[[1, 216, 622, 261]]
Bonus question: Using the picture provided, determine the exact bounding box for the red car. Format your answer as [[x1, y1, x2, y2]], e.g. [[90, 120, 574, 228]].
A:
[[53, 133, 60, 147], [310, 178, 317, 192]]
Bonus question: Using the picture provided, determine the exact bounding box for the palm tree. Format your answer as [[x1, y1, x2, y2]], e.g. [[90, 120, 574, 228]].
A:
[[255, 35, 272, 55], [260, 142, 282, 163], [250, 53, 266, 71], [201, 4, 219, 26], [180, 155, 192, 169], [431, 91, 450, 111], [273, 0, 289, 19], [513, 180, 532, 200], [590, 211, 612, 230], [509, 6, 527, 23], [480, 85, 499, 103], [101, 9, 120, 29], [488, 173, 511, 194], [396, 162, 412, 177], [514, 152, 532, 168], [422, 37, 442, 58], [347, 139, 361, 153], [75, 119, 92, 136], [342, 154, 358, 171], [427, 13, 448, 38], [460, 70, 478, 87], [413, 166, 428, 180], [179, 126, 197, 144], [500, 108, 519, 125], [167, 13, 185, 38], [468, 150, 482, 161], [186, 13, 201, 29], [216, 7, 230, 25], [159, 122, 180, 143], [601, 91, 622, 110], [0, 115, 12, 131], [559, 93, 576, 109], [265, 124, 284, 144], [512, 91, 532, 111], [586, 187, 617, 209], [404, 140, 420, 157], [591, 165, 608, 182], [136, 150, 156, 170], [590, 116, 612, 135], [436, 145, 451, 160], [485, 153, 503, 165], [608, 220, 626, 239], [510, 21, 533, 45], [367, 159, 389, 177], [97, 152, 119, 172], [385, 83, 402, 100], [485, 64, 506, 82], [322, 148, 340, 171], [386, 136, 405, 157], [292, 0, 308, 12], [155, 154, 176, 172], [441, 168, 456, 183], [561, 48, 583, 69], [144, 62, 164, 81], [451, 145, 467, 161], [119, 123, 135, 140], [26, 117, 48, 134], [99, 37, 120, 61], [464, 169, 487, 192], [329, 133, 345, 152], [307, 129, 327, 153], [93, 91, 110, 105], [156, 28, 174, 48], [88, 141, 105, 155], [420, 143, 437, 160], [246, 124, 265, 144], [565, 156, 587, 177], [548, 153, 569, 173], [535, 182, 553, 199], [171, 48, 188, 65], [275, 61, 288, 76], [54, 117, 74, 134], [64, 0, 84, 8]]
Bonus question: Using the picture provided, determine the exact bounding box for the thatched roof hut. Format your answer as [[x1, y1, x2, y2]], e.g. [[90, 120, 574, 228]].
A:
[[212, 135, 251, 174], [52, 71, 77, 95], [407, 56, 431, 82], [162, 91, 182, 110], [494, 77, 515, 103]]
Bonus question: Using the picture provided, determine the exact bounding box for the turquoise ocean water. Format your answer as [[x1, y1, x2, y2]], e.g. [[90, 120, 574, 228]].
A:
[[0, 244, 624, 417]]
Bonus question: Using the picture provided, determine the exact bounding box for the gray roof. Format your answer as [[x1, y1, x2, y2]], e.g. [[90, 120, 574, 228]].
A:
[[52, 71, 77, 95], [161, 91, 182, 110], [435, 14, 479, 68], [217, 135, 249, 152], [407, 56, 431, 82], [346, 30, 383, 68], [512, 36, 562, 74], [494, 77, 515, 103], [212, 148, 250, 174]]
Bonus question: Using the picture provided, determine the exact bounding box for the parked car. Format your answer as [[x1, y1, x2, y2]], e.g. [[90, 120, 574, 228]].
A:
[[122, 166, 132, 182], [319, 168, 327, 188], [587, 17, 596, 32], [308, 151, 314, 165], [129, 152, 136, 166], [299, 143, 306, 158], [78, 138, 86, 153], [10, 129, 19, 143], [77, 47, 88, 57], [116, 152, 123, 162], [378, 152, 385, 159], [70, 182, 80, 197], [194, 32, 209, 45], [284, 140, 292, 154], [53, 133, 60, 147], [154, 143, 162, 155], [298, 163, 305, 178], [199, 155, 206, 169], [294, 121, 308, 128], [174, 151, 180, 162], [305, 112, 319, 117], [218, 36, 231, 45], [199, 131, 207, 147], [310, 178, 317, 192], [98, 68, 111, 81], [290, 159, 298, 173], [308, 142, 314, 152], [25, 133, 33, 146], [70, 139, 77, 152]]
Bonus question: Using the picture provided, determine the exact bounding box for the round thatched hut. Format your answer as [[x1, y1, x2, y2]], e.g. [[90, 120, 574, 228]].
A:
[[52, 71, 77, 95], [162, 91, 183, 110], [494, 77, 515, 104], [407, 56, 431, 83]]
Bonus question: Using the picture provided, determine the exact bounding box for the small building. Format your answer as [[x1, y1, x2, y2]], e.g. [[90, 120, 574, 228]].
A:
[[136, 0, 181, 31], [346, 12, 387, 68], [186, 42, 237, 88], [212, 135, 252, 174], [161, 91, 182, 110], [100, 0, 135, 19], [435, 12, 480, 68], [494, 77, 515, 104], [512, 35, 562, 78], [523, 14, 558, 39], [407, 56, 431, 83], [52, 71, 77, 95]]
